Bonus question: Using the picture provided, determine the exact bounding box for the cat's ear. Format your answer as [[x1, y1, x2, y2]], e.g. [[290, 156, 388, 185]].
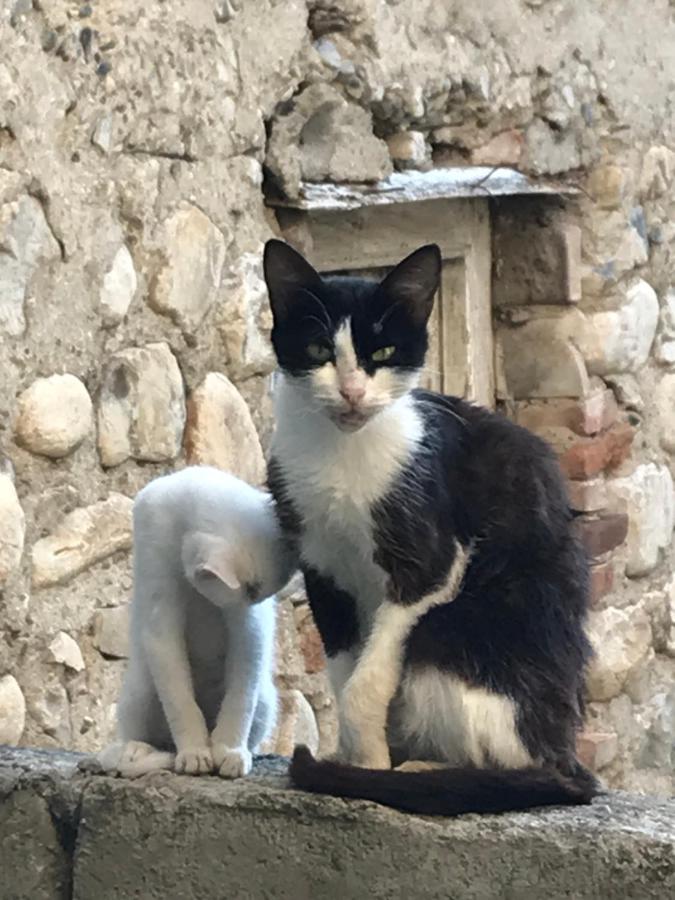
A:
[[379, 244, 441, 326], [195, 557, 241, 591], [263, 239, 323, 323], [183, 533, 242, 591]]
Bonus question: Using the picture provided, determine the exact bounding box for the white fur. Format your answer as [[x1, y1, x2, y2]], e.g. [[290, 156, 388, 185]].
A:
[[273, 373, 424, 635], [339, 545, 470, 768], [392, 670, 532, 768], [96, 467, 294, 779], [274, 329, 531, 771]]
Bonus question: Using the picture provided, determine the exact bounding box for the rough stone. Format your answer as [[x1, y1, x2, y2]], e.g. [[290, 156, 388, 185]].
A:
[[93, 606, 130, 660], [663, 582, 675, 661], [588, 164, 630, 210], [655, 374, 675, 453], [295, 605, 326, 674], [48, 632, 85, 672], [606, 464, 675, 578], [14, 374, 93, 458], [265, 83, 392, 198], [273, 598, 306, 686], [589, 560, 615, 607], [655, 289, 675, 367], [579, 280, 660, 375], [32, 494, 133, 589], [386, 131, 430, 169], [99, 245, 137, 326], [574, 513, 628, 560], [656, 341, 675, 366], [27, 680, 71, 743], [184, 372, 265, 486], [587, 604, 653, 701], [493, 200, 582, 306], [515, 388, 618, 437], [497, 309, 590, 399], [567, 478, 609, 513], [149, 205, 228, 334], [0, 675, 26, 745], [261, 688, 320, 757], [605, 374, 644, 412], [0, 194, 61, 335], [638, 145, 675, 200], [218, 252, 276, 379], [91, 112, 114, 154], [1, 750, 674, 900], [576, 731, 619, 771], [471, 129, 524, 167], [524, 117, 581, 175], [97, 343, 186, 467], [637, 685, 675, 771], [0, 472, 25, 586]]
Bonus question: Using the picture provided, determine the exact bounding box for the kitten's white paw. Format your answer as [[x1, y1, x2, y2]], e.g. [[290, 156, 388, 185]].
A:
[[119, 741, 158, 766], [212, 745, 252, 779], [175, 746, 214, 775]]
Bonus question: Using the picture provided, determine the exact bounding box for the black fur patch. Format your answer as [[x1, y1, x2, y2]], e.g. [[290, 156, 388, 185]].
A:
[[372, 391, 592, 769], [290, 746, 598, 816], [303, 567, 360, 658]]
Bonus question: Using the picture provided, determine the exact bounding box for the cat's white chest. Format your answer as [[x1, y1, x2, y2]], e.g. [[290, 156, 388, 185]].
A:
[[272, 383, 423, 625]]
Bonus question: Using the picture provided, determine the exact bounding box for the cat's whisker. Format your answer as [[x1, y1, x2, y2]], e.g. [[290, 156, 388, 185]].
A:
[[301, 314, 332, 338], [301, 289, 333, 331]]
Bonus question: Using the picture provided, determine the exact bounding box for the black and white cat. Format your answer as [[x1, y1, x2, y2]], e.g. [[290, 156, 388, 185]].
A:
[[263, 238, 597, 815]]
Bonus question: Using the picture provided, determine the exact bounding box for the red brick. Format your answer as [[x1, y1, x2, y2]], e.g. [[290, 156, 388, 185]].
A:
[[297, 614, 325, 674], [576, 731, 618, 771], [516, 389, 618, 438], [574, 513, 628, 559], [588, 560, 614, 606], [559, 422, 634, 480], [569, 389, 618, 436]]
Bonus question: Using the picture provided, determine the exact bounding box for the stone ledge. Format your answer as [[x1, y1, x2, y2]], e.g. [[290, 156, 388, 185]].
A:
[[0, 747, 674, 900]]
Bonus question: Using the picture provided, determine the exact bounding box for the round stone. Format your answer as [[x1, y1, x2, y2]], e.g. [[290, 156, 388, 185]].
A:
[[0, 674, 26, 746], [15, 374, 93, 458], [0, 472, 25, 586]]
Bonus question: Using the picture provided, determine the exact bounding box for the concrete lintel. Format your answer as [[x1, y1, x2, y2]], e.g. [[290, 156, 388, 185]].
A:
[[268, 168, 580, 212]]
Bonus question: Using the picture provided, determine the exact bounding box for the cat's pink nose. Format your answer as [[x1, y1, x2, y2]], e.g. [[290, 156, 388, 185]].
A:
[[339, 384, 365, 406]]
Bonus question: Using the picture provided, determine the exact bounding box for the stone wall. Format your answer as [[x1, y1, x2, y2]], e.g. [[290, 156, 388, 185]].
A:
[[0, 2, 673, 794]]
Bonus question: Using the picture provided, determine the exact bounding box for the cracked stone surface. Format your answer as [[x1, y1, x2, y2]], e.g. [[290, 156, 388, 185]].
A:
[[0, 748, 674, 900]]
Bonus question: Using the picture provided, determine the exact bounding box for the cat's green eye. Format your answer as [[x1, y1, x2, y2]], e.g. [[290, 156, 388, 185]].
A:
[[371, 346, 396, 362], [306, 342, 332, 363]]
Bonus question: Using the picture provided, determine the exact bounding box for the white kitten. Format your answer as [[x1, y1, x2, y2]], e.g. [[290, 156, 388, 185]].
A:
[[96, 466, 295, 779]]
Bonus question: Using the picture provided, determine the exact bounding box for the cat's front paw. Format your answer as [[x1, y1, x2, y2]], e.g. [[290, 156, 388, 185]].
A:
[[339, 688, 391, 770], [175, 746, 214, 775], [212, 744, 252, 779]]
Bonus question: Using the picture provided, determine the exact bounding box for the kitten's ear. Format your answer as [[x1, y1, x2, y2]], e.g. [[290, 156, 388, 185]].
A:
[[379, 244, 441, 326], [195, 558, 241, 591], [183, 533, 242, 591], [263, 239, 323, 323]]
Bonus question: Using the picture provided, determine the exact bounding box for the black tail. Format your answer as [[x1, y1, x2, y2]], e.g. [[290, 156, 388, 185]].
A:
[[289, 746, 598, 816]]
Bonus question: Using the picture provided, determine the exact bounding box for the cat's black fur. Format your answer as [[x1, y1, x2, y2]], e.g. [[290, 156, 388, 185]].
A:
[[265, 239, 597, 816]]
